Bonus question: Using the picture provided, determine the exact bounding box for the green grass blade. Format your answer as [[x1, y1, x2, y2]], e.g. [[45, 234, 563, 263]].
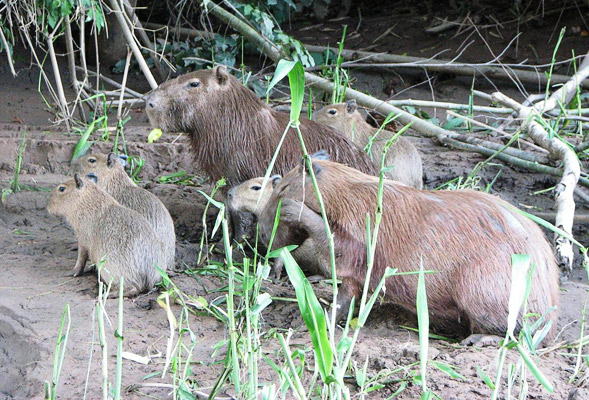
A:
[[416, 258, 430, 393], [507, 254, 531, 338], [280, 248, 333, 382]]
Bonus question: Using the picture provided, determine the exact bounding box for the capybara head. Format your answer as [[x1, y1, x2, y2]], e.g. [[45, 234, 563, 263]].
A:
[[145, 65, 240, 132], [47, 173, 90, 217], [71, 153, 129, 186], [227, 175, 282, 215], [313, 100, 361, 136]]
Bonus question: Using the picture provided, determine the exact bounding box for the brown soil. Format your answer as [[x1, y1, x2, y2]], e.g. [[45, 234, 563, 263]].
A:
[[2, 4, 589, 400]]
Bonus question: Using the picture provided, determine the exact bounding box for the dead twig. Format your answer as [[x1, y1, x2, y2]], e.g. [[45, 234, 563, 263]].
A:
[[492, 51, 589, 273]]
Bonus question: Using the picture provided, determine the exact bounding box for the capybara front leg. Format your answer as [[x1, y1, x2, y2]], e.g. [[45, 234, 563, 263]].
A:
[[73, 244, 88, 276], [333, 278, 362, 323]]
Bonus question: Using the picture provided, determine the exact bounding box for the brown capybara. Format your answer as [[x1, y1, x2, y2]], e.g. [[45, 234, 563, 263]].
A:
[[144, 65, 377, 186], [259, 154, 559, 341], [47, 174, 166, 296], [314, 100, 423, 189], [227, 175, 324, 279], [71, 153, 176, 273]]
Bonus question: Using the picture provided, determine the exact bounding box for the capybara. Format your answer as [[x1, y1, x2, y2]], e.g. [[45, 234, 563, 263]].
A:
[[259, 155, 559, 340], [72, 153, 175, 272], [227, 174, 324, 278], [314, 100, 423, 189], [144, 65, 377, 186], [227, 175, 283, 215], [47, 174, 166, 296]]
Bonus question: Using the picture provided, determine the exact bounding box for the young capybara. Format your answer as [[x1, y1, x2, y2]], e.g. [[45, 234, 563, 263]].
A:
[[71, 153, 175, 272], [314, 100, 423, 189], [47, 174, 166, 296], [259, 155, 559, 341], [144, 65, 377, 186], [227, 175, 324, 278]]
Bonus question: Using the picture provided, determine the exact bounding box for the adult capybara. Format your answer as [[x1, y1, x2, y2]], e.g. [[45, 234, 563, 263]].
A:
[[227, 175, 324, 279], [144, 65, 377, 186], [72, 153, 175, 272], [47, 174, 166, 296], [314, 100, 423, 189], [259, 156, 559, 340]]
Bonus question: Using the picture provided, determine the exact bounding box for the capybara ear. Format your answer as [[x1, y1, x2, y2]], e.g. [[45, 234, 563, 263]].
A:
[[86, 173, 98, 183], [106, 152, 117, 168], [214, 65, 229, 85], [271, 174, 282, 188], [74, 173, 84, 189], [311, 150, 330, 161], [117, 154, 128, 167], [345, 99, 357, 114]]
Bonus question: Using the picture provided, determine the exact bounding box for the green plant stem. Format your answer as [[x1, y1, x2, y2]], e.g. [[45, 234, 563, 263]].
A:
[[114, 277, 124, 400], [222, 212, 241, 393]]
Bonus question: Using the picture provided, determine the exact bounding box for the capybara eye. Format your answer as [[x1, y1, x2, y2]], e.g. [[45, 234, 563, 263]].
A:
[[189, 81, 200, 88], [251, 185, 262, 191], [88, 158, 96, 163], [58, 186, 66, 192], [328, 109, 337, 115]]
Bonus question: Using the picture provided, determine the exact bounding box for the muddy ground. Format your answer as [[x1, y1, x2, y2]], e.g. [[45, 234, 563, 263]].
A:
[[2, 4, 589, 400]]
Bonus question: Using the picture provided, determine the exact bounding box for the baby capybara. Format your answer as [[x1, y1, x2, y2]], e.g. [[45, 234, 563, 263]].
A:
[[144, 65, 377, 186], [314, 100, 423, 189], [227, 175, 324, 279], [259, 156, 559, 341], [48, 174, 166, 296], [72, 153, 175, 272]]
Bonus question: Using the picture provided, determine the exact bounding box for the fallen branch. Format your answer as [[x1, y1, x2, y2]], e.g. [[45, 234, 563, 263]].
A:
[[107, 0, 158, 89], [492, 52, 589, 273], [122, 0, 167, 81], [304, 44, 589, 90]]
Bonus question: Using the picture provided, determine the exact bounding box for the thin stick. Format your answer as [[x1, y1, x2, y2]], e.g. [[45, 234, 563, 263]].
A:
[[387, 99, 513, 114], [117, 48, 133, 120], [75, 66, 144, 98], [122, 0, 166, 80], [303, 44, 589, 89], [47, 30, 71, 129], [107, 0, 158, 89]]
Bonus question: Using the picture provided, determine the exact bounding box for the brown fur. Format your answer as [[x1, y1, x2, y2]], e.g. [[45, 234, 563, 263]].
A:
[[47, 175, 166, 296], [260, 159, 559, 339], [144, 66, 377, 185], [314, 101, 423, 189], [228, 175, 324, 278], [227, 175, 282, 215], [71, 153, 176, 272]]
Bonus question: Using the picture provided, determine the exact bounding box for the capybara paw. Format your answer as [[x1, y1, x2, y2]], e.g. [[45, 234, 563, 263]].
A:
[[460, 334, 502, 348], [72, 264, 84, 277]]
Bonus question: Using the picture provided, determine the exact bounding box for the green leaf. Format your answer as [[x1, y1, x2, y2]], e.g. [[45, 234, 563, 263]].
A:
[[476, 365, 495, 389], [148, 128, 162, 143], [416, 258, 430, 393], [267, 60, 305, 123], [431, 361, 467, 381], [516, 343, 554, 392], [280, 248, 333, 381], [507, 254, 530, 338]]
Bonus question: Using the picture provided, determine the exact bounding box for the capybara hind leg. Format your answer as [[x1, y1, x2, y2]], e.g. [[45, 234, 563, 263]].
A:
[[73, 244, 89, 276]]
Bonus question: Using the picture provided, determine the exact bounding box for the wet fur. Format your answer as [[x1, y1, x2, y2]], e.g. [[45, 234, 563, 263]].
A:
[[261, 160, 559, 338], [314, 101, 423, 189], [47, 176, 167, 296], [145, 67, 377, 185]]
